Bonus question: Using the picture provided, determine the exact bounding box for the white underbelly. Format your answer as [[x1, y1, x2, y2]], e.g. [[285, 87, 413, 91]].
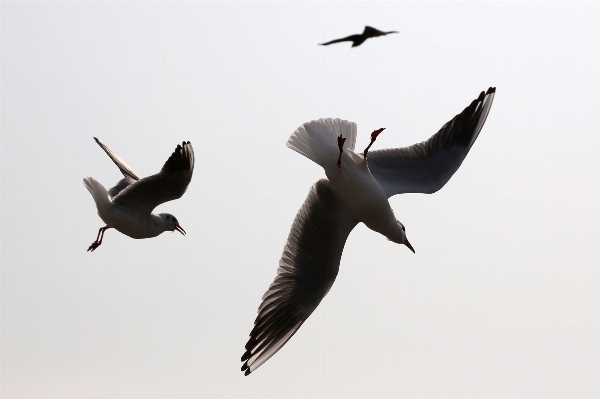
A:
[[103, 206, 161, 239], [326, 158, 396, 236]]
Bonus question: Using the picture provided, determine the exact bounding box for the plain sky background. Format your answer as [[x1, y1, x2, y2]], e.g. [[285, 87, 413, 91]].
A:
[[2, 1, 600, 398]]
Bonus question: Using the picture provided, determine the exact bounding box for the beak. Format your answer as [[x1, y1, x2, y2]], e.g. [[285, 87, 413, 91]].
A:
[[174, 224, 186, 236], [404, 239, 415, 254]]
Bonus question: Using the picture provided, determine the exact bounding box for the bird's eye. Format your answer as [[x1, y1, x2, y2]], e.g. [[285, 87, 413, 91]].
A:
[[402, 226, 405, 232]]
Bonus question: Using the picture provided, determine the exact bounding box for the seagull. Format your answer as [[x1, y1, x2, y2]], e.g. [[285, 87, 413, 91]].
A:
[[241, 87, 496, 375], [83, 138, 194, 252], [319, 26, 398, 47]]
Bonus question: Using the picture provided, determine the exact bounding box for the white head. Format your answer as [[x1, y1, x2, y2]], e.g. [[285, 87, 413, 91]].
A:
[[159, 213, 186, 236], [388, 220, 415, 253]]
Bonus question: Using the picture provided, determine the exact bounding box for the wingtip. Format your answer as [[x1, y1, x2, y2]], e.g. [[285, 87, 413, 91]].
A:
[[241, 360, 252, 375], [241, 350, 251, 362]]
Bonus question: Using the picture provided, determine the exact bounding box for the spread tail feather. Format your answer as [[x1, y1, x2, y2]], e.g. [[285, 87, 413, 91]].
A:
[[287, 118, 357, 168], [83, 177, 112, 221]]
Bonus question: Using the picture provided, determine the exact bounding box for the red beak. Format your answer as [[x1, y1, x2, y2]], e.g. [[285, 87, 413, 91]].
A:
[[174, 225, 186, 236], [405, 239, 415, 254]]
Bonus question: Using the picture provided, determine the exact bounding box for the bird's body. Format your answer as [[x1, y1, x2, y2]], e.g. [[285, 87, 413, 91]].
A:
[[320, 26, 398, 47], [242, 88, 496, 375], [95, 196, 165, 239], [84, 138, 194, 251], [326, 145, 401, 241]]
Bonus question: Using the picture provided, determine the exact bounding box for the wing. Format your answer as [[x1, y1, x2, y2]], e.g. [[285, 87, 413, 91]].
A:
[[112, 141, 194, 216], [107, 176, 137, 199], [367, 87, 495, 197], [319, 34, 359, 46], [363, 26, 385, 37], [241, 179, 357, 375], [94, 137, 141, 198], [94, 137, 141, 181]]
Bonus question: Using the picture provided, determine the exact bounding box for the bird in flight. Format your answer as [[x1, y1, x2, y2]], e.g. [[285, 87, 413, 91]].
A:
[[319, 26, 398, 47], [84, 138, 194, 252], [241, 87, 496, 375]]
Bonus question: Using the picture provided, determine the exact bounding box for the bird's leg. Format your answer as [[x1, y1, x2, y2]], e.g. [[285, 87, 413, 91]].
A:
[[337, 134, 346, 168], [88, 226, 110, 252], [363, 128, 385, 159]]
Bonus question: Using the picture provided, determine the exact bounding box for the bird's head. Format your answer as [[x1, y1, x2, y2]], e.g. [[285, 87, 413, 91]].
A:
[[159, 213, 186, 235], [389, 220, 415, 253]]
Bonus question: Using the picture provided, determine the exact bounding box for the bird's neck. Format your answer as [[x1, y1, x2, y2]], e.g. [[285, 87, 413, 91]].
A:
[[386, 222, 405, 244], [149, 214, 169, 235]]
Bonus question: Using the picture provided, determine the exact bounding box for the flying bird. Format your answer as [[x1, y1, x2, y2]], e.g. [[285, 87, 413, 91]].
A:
[[241, 87, 496, 375], [319, 26, 398, 47], [84, 138, 194, 252]]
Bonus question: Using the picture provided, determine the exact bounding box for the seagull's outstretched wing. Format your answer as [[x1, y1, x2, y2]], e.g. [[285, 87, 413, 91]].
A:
[[241, 179, 357, 376], [112, 141, 194, 216], [319, 34, 360, 46], [367, 87, 495, 197], [94, 137, 141, 181], [363, 26, 385, 37], [94, 137, 141, 198]]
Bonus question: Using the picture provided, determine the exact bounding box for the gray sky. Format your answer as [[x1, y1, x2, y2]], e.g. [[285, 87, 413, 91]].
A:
[[2, 1, 600, 398]]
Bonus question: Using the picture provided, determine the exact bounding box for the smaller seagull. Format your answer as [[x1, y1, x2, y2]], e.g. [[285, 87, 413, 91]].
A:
[[84, 138, 194, 252], [319, 26, 398, 48]]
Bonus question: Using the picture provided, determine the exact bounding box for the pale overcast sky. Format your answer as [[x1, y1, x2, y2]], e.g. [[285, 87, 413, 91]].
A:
[[2, 2, 600, 398]]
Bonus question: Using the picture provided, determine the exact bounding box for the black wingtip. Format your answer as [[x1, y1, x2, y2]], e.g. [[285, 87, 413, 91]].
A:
[[241, 350, 251, 362], [93, 137, 99, 142], [244, 369, 251, 376], [241, 359, 251, 375], [487, 87, 496, 94]]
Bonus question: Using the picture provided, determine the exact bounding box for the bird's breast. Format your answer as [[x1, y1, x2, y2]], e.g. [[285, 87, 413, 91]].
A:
[[326, 157, 397, 237], [110, 207, 163, 239]]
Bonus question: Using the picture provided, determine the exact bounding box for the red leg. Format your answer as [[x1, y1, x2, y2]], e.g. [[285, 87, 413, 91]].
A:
[[337, 134, 346, 168], [88, 226, 110, 252], [363, 128, 385, 159]]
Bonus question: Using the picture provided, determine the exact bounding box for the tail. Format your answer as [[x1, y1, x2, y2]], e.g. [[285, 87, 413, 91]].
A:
[[83, 177, 112, 220], [286, 118, 357, 168]]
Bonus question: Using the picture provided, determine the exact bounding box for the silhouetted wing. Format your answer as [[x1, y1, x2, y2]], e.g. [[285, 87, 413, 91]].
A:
[[94, 137, 141, 181], [94, 137, 141, 198], [363, 26, 386, 37], [113, 141, 194, 216], [241, 179, 357, 375], [367, 87, 495, 197], [319, 34, 359, 46], [107, 176, 137, 199]]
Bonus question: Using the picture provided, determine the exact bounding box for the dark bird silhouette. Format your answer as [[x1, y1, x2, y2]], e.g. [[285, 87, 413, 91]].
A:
[[319, 26, 398, 48]]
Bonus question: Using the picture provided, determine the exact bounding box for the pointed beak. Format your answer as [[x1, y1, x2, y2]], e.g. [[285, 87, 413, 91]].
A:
[[404, 239, 415, 254], [174, 224, 186, 236]]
